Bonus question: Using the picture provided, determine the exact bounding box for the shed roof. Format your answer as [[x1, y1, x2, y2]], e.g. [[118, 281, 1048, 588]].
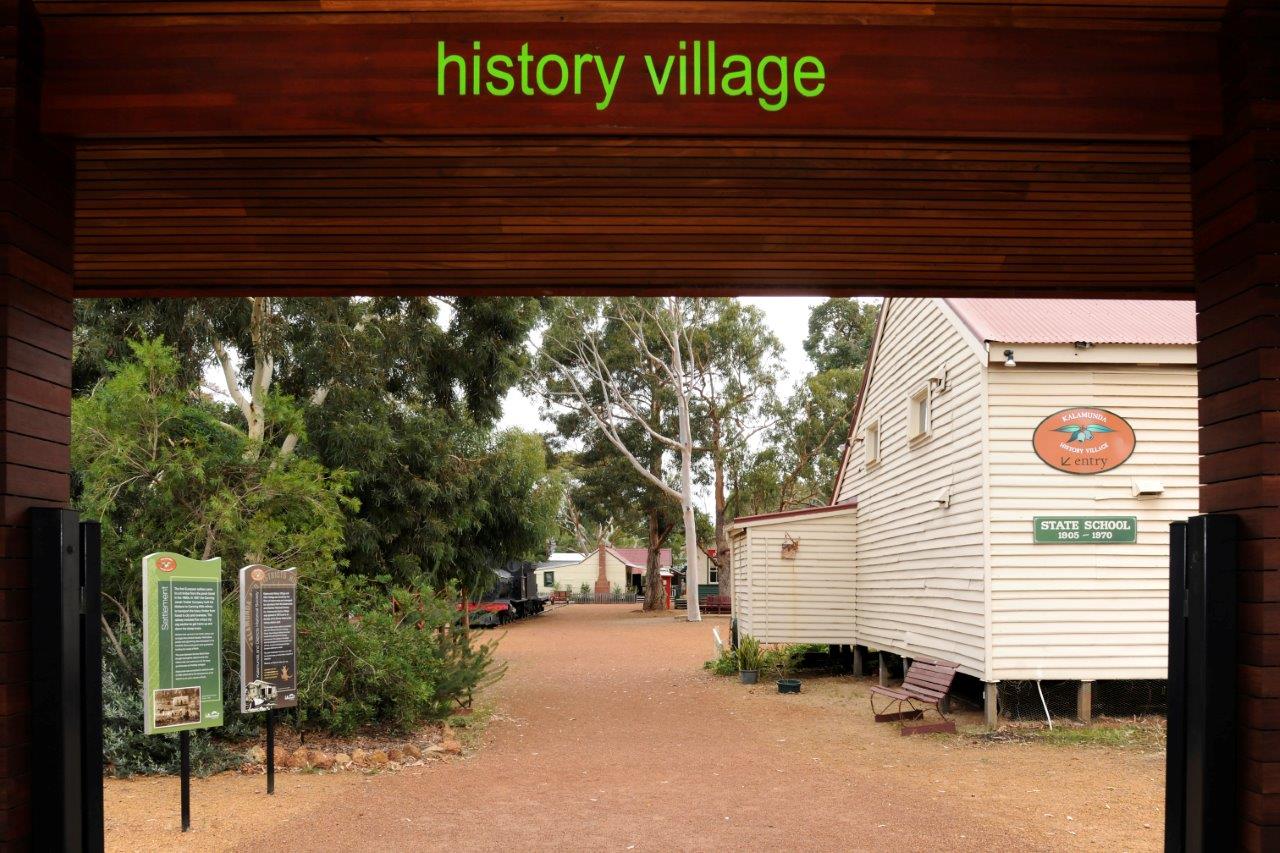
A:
[[612, 547, 672, 573], [732, 501, 858, 530], [945, 299, 1195, 345], [535, 552, 587, 569]]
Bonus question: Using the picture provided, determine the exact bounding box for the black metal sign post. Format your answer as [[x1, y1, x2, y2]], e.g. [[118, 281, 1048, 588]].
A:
[[180, 730, 191, 831], [266, 709, 276, 794]]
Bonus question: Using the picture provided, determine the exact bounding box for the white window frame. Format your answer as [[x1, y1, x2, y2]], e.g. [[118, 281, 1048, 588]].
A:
[[708, 563, 718, 585], [864, 418, 881, 468], [908, 383, 932, 444]]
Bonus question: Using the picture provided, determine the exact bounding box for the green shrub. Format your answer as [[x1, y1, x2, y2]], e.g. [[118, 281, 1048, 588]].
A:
[[705, 648, 737, 676], [762, 644, 807, 676], [296, 577, 502, 735]]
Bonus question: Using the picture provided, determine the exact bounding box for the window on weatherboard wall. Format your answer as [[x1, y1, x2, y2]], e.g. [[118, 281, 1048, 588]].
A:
[[543, 571, 555, 587], [908, 384, 932, 444], [864, 418, 881, 468]]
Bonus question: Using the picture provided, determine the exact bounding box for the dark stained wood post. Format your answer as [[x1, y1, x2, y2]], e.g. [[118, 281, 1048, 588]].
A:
[[0, 0, 76, 845], [1192, 1, 1279, 847]]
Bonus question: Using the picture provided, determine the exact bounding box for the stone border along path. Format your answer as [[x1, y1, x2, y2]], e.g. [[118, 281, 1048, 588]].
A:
[[104, 604, 1164, 851]]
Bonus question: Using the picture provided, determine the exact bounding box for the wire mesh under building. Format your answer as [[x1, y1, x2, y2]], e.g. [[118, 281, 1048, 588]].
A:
[[997, 679, 1167, 721]]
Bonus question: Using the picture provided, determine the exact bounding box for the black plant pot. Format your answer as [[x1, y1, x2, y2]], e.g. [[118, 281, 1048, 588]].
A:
[[740, 669, 759, 684], [777, 678, 801, 694]]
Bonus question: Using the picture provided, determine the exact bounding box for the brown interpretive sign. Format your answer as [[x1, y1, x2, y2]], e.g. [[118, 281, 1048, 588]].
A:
[[239, 565, 298, 713]]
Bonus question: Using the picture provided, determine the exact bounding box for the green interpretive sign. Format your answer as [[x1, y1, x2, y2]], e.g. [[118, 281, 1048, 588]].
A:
[[142, 552, 224, 734], [1032, 516, 1138, 544]]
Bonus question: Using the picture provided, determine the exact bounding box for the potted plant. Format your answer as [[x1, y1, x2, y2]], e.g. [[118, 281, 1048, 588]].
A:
[[736, 635, 764, 684]]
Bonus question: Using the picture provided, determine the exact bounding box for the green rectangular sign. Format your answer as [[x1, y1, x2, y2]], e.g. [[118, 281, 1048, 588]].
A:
[[1032, 516, 1138, 544], [142, 552, 224, 734]]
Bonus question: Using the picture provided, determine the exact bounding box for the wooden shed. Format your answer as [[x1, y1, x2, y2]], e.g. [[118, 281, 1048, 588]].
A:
[[830, 297, 1198, 718], [729, 504, 858, 644]]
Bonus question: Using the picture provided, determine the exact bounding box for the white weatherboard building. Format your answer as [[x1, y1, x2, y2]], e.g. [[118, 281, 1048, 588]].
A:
[[733, 297, 1197, 721], [730, 504, 858, 645]]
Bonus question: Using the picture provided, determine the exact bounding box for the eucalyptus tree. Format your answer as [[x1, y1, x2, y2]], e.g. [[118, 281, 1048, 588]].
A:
[[73, 296, 551, 591], [683, 300, 783, 601], [728, 298, 879, 516], [535, 297, 703, 618], [804, 297, 880, 374]]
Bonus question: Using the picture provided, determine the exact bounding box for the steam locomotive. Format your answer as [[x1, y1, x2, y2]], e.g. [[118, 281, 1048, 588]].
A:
[[465, 561, 547, 628]]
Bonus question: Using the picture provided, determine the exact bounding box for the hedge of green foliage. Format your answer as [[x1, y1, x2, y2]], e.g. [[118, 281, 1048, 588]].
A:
[[80, 340, 502, 776], [295, 576, 502, 735], [101, 577, 498, 776], [704, 642, 830, 679]]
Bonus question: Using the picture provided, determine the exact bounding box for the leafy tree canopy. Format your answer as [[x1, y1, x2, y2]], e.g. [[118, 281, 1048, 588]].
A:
[[803, 298, 880, 374]]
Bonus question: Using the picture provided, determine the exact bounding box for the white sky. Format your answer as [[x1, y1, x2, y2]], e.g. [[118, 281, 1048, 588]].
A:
[[498, 296, 826, 433]]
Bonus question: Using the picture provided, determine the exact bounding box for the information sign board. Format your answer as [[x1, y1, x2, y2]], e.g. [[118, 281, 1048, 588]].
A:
[[239, 565, 298, 713], [142, 553, 223, 734]]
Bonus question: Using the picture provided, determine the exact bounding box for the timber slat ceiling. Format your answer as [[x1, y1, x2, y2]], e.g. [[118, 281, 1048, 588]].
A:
[[75, 137, 1195, 297]]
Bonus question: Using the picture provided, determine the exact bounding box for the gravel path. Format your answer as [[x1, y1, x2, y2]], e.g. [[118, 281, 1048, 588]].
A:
[[106, 604, 1163, 851]]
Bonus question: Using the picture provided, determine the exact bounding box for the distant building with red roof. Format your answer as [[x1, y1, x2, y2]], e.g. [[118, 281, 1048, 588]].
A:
[[534, 545, 672, 597]]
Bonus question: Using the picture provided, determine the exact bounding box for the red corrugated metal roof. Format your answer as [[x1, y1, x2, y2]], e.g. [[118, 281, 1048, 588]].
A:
[[612, 547, 671, 569], [945, 299, 1195, 345]]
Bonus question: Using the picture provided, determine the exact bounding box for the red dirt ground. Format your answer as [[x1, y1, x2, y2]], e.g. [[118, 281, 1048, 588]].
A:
[[105, 604, 1163, 851]]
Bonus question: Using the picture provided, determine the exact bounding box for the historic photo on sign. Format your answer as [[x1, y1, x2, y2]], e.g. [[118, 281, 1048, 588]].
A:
[[152, 686, 201, 729]]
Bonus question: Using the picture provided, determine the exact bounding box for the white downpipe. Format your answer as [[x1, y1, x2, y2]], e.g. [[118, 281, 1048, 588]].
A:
[[1035, 679, 1054, 730]]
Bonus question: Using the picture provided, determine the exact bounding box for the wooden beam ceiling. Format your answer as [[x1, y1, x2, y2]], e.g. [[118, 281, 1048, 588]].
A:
[[74, 137, 1195, 298]]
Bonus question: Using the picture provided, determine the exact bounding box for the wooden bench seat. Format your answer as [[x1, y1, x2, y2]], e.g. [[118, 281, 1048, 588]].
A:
[[699, 594, 732, 614], [869, 658, 958, 736]]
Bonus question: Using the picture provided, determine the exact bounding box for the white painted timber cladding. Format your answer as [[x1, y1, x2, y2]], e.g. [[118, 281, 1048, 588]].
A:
[[731, 513, 857, 644], [730, 531, 751, 630], [986, 361, 1197, 680], [554, 550, 632, 595], [835, 298, 988, 676]]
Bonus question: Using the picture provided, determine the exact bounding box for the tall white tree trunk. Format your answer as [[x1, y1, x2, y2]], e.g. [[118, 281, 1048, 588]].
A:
[[669, 299, 701, 622], [679, 428, 701, 622]]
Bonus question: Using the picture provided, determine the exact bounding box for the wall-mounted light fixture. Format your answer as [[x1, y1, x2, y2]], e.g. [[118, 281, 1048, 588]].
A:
[[928, 364, 950, 392], [1003, 349, 1016, 367]]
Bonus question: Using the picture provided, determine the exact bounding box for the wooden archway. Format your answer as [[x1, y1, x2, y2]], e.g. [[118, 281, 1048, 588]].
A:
[[1, 0, 1274, 846]]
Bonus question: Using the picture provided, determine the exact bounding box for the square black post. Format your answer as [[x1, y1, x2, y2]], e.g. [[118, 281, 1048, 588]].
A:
[[266, 710, 276, 794], [29, 508, 83, 852], [80, 521, 105, 852], [1165, 520, 1187, 853], [180, 731, 191, 831], [1166, 514, 1237, 853]]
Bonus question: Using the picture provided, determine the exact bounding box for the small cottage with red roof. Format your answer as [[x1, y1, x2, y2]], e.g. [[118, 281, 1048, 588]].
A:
[[735, 297, 1198, 724], [544, 544, 672, 598]]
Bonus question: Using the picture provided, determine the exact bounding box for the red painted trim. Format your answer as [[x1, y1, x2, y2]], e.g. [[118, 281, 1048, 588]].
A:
[[733, 500, 858, 526], [459, 602, 509, 613]]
